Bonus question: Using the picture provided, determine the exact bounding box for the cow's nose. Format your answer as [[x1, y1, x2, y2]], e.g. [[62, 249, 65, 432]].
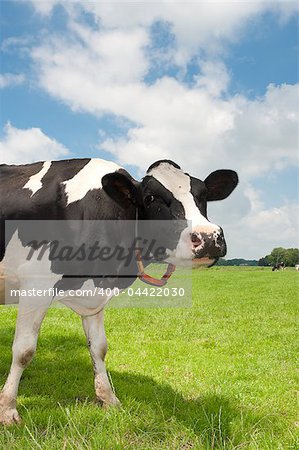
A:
[[191, 225, 227, 258], [190, 232, 202, 248]]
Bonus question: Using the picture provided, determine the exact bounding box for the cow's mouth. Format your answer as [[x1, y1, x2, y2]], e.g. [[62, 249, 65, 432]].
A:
[[191, 238, 226, 266], [192, 256, 218, 268]]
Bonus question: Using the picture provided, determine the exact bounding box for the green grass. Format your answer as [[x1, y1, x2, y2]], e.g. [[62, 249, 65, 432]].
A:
[[0, 268, 298, 449]]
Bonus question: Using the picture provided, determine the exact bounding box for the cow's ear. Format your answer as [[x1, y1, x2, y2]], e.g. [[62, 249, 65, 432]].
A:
[[102, 172, 141, 209], [204, 170, 238, 201]]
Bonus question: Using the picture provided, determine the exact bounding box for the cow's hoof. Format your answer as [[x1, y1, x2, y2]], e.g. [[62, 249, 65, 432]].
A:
[[0, 408, 21, 426]]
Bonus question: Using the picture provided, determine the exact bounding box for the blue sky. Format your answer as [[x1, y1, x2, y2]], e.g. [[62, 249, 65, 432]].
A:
[[0, 1, 298, 259]]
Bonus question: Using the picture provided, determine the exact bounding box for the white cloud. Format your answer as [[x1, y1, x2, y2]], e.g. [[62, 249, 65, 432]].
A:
[[31, 25, 149, 116], [0, 123, 70, 164], [102, 82, 298, 182], [271, 1, 299, 23], [242, 187, 298, 247], [30, 26, 236, 175], [206, 180, 298, 259], [28, 0, 59, 16], [75, 2, 263, 63], [0, 73, 25, 88], [195, 60, 230, 97], [224, 83, 299, 178], [29, 1, 298, 64], [29, 15, 298, 180], [1, 36, 33, 52], [100, 77, 237, 176], [219, 194, 299, 259]]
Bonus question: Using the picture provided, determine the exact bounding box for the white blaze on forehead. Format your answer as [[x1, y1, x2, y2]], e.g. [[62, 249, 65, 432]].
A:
[[23, 161, 52, 196], [63, 158, 121, 205], [148, 162, 215, 228]]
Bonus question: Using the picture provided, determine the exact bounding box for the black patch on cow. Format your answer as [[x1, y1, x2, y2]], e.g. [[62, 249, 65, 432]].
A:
[[101, 169, 141, 210], [190, 176, 208, 218], [204, 170, 238, 201], [139, 176, 184, 220], [0, 159, 91, 259], [137, 175, 187, 254]]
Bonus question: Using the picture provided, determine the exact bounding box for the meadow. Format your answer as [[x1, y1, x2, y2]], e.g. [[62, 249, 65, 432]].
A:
[[0, 267, 298, 449]]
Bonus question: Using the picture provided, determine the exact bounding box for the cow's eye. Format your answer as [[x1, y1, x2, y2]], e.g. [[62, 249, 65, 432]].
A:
[[144, 194, 155, 206]]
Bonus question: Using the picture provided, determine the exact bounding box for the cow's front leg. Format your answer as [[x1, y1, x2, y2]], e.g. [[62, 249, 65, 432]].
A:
[[0, 301, 49, 425], [82, 310, 120, 408]]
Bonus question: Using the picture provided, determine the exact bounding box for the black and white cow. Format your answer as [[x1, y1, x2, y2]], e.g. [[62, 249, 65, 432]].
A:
[[272, 262, 285, 271], [0, 158, 238, 424]]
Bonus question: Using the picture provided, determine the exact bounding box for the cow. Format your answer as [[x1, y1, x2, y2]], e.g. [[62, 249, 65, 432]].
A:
[[0, 158, 238, 425], [272, 262, 285, 271]]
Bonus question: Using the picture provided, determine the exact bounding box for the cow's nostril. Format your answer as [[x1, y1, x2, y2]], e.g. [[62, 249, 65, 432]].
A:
[[191, 232, 202, 248]]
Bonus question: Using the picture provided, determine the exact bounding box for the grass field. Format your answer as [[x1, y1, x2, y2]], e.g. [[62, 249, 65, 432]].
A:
[[0, 267, 298, 449]]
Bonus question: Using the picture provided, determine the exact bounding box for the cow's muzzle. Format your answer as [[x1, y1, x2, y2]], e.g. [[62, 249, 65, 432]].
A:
[[191, 226, 226, 266]]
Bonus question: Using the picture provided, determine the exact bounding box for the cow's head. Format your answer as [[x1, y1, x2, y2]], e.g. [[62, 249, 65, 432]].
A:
[[102, 160, 238, 267]]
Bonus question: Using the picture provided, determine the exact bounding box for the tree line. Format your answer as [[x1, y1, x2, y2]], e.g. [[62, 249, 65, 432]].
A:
[[216, 258, 258, 266], [258, 247, 299, 267], [216, 247, 299, 267]]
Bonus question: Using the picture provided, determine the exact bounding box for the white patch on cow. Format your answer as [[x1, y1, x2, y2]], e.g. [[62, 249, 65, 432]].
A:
[[2, 230, 62, 305], [58, 280, 113, 316], [165, 226, 194, 263], [23, 161, 51, 196], [63, 158, 121, 205], [148, 162, 217, 229]]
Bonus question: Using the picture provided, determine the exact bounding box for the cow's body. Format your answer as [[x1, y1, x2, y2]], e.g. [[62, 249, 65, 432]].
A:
[[272, 262, 285, 271], [0, 157, 238, 424]]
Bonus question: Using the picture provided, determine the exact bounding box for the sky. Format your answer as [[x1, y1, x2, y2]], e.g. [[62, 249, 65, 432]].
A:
[[0, 0, 298, 259]]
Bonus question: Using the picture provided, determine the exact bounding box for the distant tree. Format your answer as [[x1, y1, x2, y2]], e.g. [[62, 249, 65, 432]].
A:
[[269, 247, 286, 265], [217, 248, 299, 267], [216, 258, 258, 266], [258, 256, 270, 266], [284, 248, 299, 266], [259, 247, 299, 267]]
